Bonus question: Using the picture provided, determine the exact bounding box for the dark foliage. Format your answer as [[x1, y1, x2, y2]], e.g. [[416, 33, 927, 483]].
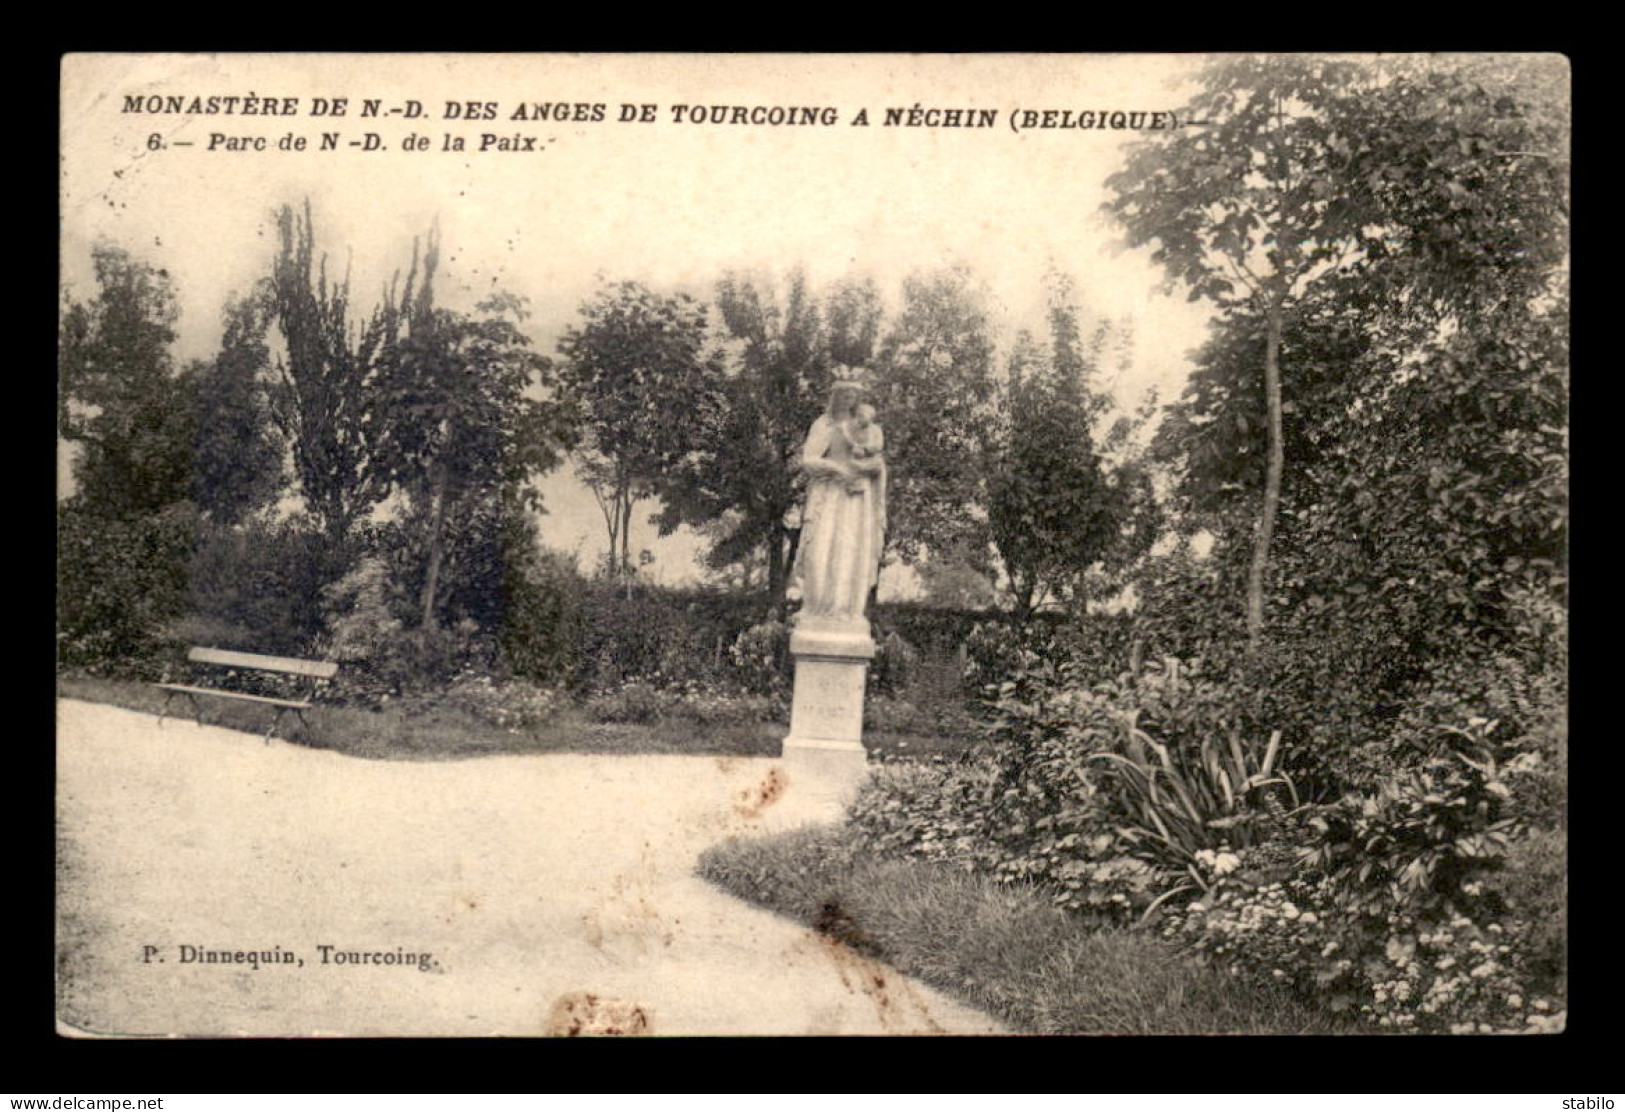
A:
[[57, 501, 196, 676]]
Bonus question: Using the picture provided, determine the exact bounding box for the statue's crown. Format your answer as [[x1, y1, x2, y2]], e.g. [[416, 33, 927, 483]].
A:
[[831, 364, 869, 389]]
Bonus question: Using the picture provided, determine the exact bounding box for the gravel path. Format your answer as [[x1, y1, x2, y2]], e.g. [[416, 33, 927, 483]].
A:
[[56, 699, 1006, 1037]]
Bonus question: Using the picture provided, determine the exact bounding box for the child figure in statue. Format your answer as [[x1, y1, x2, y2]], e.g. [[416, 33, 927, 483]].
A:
[[843, 403, 884, 494]]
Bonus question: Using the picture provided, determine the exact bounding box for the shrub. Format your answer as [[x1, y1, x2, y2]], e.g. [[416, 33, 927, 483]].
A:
[[847, 761, 1168, 924], [729, 619, 791, 696], [664, 685, 781, 726], [188, 513, 354, 656], [957, 614, 1134, 705], [847, 763, 987, 861], [323, 610, 494, 704], [1175, 866, 1564, 1033], [159, 613, 260, 655], [583, 679, 670, 724], [1093, 717, 1298, 890], [861, 693, 981, 742], [871, 601, 1007, 658], [574, 585, 736, 692], [1486, 826, 1566, 996], [1118, 544, 1562, 802], [862, 696, 925, 735], [959, 621, 1027, 696], [57, 501, 197, 677], [968, 652, 1299, 897], [1126, 546, 1249, 668], [1051, 610, 1139, 686], [867, 628, 920, 696], [1300, 732, 1519, 922], [1171, 704, 1567, 1034], [1104, 655, 1265, 759], [321, 556, 405, 665], [498, 547, 584, 685], [1330, 639, 1569, 799], [435, 675, 566, 733]]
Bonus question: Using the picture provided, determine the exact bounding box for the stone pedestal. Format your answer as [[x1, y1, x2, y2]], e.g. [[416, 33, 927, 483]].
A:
[[779, 619, 874, 818]]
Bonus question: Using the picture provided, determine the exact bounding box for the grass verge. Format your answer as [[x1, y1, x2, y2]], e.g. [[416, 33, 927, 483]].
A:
[[697, 823, 1354, 1036], [56, 673, 781, 760], [56, 673, 967, 763]]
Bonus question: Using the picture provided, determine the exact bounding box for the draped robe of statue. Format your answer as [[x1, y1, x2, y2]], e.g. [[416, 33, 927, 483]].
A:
[[791, 414, 887, 627]]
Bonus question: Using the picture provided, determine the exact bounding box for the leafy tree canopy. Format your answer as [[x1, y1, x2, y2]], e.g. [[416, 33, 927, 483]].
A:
[[59, 244, 195, 518], [558, 279, 721, 579], [870, 267, 1000, 567]]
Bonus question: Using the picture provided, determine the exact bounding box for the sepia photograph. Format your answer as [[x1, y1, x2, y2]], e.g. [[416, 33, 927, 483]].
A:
[[57, 52, 1569, 1038]]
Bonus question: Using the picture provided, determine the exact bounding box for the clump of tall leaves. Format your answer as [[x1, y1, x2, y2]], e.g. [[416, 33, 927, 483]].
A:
[[1007, 655, 1301, 912], [1093, 715, 1297, 895], [856, 652, 1307, 920]]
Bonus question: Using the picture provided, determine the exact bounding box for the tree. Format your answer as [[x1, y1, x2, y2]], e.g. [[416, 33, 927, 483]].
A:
[[380, 291, 577, 629], [1119, 55, 1568, 790], [189, 294, 285, 525], [917, 545, 997, 610], [870, 267, 1000, 568], [557, 280, 719, 582], [691, 511, 768, 593], [58, 245, 295, 668], [264, 199, 430, 548], [1106, 54, 1387, 650], [653, 270, 884, 608], [1133, 55, 1566, 643], [57, 501, 197, 672], [987, 285, 1149, 623], [58, 244, 196, 518]]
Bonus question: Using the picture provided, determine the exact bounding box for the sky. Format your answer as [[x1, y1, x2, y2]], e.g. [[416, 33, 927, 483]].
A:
[[60, 53, 1216, 592]]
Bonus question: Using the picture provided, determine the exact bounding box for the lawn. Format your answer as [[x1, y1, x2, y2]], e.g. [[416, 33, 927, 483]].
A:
[[54, 672, 971, 763], [697, 823, 1358, 1036]]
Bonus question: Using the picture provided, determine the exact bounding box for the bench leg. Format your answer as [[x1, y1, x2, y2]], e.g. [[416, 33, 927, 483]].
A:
[[265, 705, 306, 744], [158, 690, 173, 729], [187, 692, 205, 728]]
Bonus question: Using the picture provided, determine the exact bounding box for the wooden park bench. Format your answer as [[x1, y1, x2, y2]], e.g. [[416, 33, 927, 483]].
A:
[[156, 647, 339, 743]]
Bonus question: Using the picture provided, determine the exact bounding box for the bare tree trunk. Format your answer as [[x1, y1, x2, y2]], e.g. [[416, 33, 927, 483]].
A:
[[419, 460, 449, 631], [1013, 577, 1036, 629], [767, 524, 787, 610], [773, 527, 801, 620], [1247, 294, 1287, 653], [619, 490, 634, 599], [606, 501, 621, 577]]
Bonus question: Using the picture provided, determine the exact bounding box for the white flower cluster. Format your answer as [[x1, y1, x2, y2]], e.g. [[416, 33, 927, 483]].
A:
[[1194, 847, 1242, 876]]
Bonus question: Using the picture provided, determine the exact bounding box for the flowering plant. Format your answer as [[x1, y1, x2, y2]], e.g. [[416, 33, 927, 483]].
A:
[[847, 761, 1172, 923], [1174, 850, 1563, 1033], [729, 620, 790, 696], [1171, 720, 1565, 1034], [438, 674, 565, 732]]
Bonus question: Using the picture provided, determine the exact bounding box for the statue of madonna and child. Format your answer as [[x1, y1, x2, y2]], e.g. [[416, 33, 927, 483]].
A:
[[789, 365, 887, 643], [780, 364, 888, 794]]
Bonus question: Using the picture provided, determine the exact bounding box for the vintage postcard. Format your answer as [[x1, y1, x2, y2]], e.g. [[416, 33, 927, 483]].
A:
[[58, 53, 1569, 1038]]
